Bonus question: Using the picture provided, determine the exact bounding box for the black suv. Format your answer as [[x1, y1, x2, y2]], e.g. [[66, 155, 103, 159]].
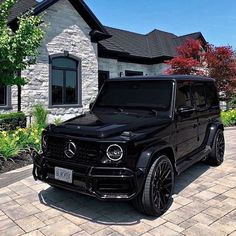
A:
[[33, 75, 225, 216]]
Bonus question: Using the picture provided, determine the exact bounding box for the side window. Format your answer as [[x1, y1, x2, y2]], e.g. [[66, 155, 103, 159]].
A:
[[192, 83, 206, 109], [176, 82, 192, 108], [205, 82, 219, 107]]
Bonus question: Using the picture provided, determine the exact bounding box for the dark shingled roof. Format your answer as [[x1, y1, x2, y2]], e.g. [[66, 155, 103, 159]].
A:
[[0, 0, 37, 22], [0, 0, 109, 37], [0, 0, 206, 61], [99, 26, 206, 60]]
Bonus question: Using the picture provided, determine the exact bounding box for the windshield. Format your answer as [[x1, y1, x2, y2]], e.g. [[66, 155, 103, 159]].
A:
[[94, 80, 173, 112]]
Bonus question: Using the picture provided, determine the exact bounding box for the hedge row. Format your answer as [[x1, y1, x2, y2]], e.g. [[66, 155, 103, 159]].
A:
[[0, 112, 26, 131]]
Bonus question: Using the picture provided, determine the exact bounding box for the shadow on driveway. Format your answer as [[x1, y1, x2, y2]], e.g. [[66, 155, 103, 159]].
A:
[[38, 162, 209, 225]]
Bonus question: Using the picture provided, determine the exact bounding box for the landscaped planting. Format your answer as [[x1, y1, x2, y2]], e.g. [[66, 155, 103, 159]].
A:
[[221, 109, 236, 127], [0, 104, 48, 173], [0, 125, 43, 160]]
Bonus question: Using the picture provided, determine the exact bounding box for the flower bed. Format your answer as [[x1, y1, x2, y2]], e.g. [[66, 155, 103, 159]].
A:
[[0, 125, 43, 173], [0, 105, 49, 174]]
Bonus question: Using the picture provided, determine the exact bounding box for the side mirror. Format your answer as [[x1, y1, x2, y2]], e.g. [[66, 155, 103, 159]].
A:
[[177, 105, 195, 113], [89, 102, 94, 110]]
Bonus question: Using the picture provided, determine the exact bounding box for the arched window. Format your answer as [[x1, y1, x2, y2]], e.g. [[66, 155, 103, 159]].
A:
[[49, 54, 81, 106]]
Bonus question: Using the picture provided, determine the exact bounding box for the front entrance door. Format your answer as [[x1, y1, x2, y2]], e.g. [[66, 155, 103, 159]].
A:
[[98, 70, 109, 90]]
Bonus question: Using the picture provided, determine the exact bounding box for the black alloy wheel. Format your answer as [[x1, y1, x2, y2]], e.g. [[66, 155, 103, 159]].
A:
[[206, 129, 225, 166], [133, 155, 174, 216]]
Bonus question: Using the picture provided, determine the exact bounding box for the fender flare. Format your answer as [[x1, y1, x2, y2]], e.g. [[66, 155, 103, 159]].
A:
[[207, 122, 224, 147], [136, 141, 176, 170]]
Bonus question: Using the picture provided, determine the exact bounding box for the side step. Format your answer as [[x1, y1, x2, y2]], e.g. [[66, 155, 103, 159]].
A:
[[176, 146, 211, 174]]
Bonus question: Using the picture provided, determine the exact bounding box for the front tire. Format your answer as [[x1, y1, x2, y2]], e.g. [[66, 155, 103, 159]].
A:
[[206, 129, 225, 166], [133, 155, 174, 216]]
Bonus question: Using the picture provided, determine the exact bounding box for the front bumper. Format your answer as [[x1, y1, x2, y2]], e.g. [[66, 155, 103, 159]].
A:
[[32, 152, 146, 200]]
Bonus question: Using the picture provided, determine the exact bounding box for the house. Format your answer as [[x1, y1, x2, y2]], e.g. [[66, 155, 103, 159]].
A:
[[0, 0, 207, 121]]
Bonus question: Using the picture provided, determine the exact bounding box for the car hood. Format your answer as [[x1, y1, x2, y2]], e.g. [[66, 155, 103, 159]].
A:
[[51, 112, 171, 138]]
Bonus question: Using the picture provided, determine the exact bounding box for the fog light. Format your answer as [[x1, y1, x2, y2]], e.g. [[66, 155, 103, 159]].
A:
[[106, 144, 123, 161]]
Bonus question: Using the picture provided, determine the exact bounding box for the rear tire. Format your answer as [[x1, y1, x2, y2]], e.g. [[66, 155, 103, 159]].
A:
[[206, 129, 225, 166], [132, 155, 174, 216]]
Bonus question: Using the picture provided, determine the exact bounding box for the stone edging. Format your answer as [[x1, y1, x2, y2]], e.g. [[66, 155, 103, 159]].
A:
[[0, 165, 33, 188], [224, 126, 236, 131]]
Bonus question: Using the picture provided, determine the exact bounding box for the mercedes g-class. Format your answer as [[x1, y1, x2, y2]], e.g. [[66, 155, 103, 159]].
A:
[[33, 75, 225, 216]]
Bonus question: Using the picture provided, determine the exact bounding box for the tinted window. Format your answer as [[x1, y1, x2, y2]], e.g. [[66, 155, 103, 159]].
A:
[[65, 71, 77, 104], [192, 83, 206, 108], [0, 86, 6, 106], [125, 71, 143, 76], [205, 82, 219, 107], [176, 82, 192, 108], [95, 80, 173, 111], [52, 70, 63, 105], [51, 57, 79, 105]]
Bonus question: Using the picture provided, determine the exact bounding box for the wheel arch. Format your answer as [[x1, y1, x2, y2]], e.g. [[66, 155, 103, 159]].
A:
[[152, 147, 176, 173], [136, 143, 176, 173], [207, 121, 224, 147]]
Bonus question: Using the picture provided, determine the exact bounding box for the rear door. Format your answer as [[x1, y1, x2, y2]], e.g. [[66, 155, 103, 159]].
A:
[[175, 81, 198, 159], [192, 82, 209, 147]]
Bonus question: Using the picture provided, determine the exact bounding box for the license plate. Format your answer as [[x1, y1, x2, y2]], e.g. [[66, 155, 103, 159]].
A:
[[54, 167, 73, 184]]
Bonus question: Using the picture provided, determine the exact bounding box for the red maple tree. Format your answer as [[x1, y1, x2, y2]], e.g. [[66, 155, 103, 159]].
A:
[[166, 39, 236, 99], [204, 44, 236, 98], [165, 38, 203, 75]]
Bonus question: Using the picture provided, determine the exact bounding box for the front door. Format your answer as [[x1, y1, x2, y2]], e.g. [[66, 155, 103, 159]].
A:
[[175, 81, 198, 159], [98, 70, 109, 90]]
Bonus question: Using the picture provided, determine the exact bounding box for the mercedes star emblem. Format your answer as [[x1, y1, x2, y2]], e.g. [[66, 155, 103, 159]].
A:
[[64, 141, 77, 158]]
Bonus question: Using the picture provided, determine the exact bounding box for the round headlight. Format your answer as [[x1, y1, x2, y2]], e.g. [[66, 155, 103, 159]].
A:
[[106, 144, 123, 161]]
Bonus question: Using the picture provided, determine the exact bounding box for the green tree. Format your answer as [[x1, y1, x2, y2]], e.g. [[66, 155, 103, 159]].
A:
[[0, 0, 45, 110]]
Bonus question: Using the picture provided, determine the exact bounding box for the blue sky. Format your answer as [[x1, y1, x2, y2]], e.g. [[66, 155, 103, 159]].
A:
[[85, 0, 236, 49]]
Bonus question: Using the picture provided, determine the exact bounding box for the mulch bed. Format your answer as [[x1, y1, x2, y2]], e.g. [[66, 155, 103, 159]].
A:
[[0, 153, 33, 174]]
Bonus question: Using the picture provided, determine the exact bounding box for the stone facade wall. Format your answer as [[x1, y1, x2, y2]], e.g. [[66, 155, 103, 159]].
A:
[[98, 58, 168, 78], [10, 0, 98, 122]]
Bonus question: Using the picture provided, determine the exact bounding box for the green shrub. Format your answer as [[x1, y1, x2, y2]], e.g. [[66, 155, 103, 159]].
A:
[[0, 131, 21, 160], [0, 112, 26, 131], [0, 112, 25, 120], [228, 95, 236, 109], [53, 117, 62, 126], [221, 109, 236, 127], [32, 104, 48, 128]]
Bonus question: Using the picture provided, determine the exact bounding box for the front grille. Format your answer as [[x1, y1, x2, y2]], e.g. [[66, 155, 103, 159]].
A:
[[45, 136, 99, 164]]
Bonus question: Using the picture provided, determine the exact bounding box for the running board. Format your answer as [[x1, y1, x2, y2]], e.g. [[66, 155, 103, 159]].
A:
[[176, 146, 211, 174]]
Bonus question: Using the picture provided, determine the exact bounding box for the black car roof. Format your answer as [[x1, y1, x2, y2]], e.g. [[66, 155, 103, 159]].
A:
[[109, 75, 215, 82]]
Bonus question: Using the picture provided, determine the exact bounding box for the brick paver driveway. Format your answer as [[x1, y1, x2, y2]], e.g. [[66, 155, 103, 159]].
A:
[[0, 129, 236, 236]]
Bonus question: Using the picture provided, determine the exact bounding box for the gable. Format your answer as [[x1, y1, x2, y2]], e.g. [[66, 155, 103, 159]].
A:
[[0, 0, 110, 40]]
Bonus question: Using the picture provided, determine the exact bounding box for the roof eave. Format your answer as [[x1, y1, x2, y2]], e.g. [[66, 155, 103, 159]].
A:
[[8, 0, 110, 40]]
